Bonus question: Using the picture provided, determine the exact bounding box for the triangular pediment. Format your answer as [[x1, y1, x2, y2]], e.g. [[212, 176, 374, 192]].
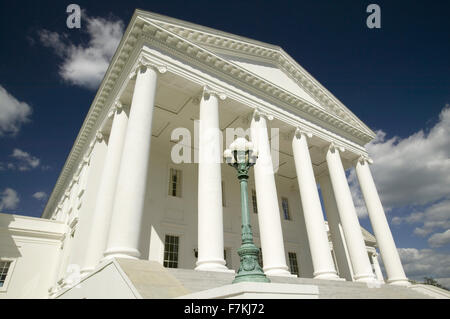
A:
[[136, 10, 375, 142], [217, 54, 323, 108]]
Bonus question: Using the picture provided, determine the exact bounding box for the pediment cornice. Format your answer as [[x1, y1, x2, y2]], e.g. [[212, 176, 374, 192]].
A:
[[138, 17, 375, 144], [142, 11, 375, 140]]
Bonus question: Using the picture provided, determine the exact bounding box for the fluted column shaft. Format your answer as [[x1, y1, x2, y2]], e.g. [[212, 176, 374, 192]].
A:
[[195, 88, 229, 272], [103, 64, 158, 260], [250, 112, 291, 276], [292, 131, 339, 280], [356, 158, 409, 286], [326, 146, 376, 282], [82, 103, 129, 272]]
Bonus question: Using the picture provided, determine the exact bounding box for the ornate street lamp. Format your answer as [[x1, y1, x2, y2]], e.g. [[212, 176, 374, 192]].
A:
[[224, 138, 270, 283]]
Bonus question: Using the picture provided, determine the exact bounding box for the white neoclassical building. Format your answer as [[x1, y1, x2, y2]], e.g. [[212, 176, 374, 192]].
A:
[[4, 10, 448, 299]]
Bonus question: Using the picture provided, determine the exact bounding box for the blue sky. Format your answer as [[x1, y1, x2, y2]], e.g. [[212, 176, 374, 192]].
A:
[[0, 0, 449, 286]]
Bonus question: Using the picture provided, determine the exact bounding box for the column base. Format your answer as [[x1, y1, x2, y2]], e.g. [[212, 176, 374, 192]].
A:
[[102, 247, 141, 262], [264, 265, 296, 277], [354, 273, 377, 283], [195, 259, 235, 273], [313, 270, 343, 281], [387, 277, 411, 287]]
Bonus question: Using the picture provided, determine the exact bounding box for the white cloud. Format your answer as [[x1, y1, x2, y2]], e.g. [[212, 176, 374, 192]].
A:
[[10, 148, 40, 171], [428, 229, 450, 248], [32, 191, 48, 201], [396, 248, 450, 288], [0, 148, 48, 172], [350, 105, 450, 210], [0, 188, 20, 211], [38, 15, 124, 90], [0, 85, 32, 136], [372, 105, 449, 206], [348, 105, 450, 248]]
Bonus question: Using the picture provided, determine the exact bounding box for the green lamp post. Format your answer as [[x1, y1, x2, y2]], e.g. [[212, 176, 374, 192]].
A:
[[224, 137, 270, 284]]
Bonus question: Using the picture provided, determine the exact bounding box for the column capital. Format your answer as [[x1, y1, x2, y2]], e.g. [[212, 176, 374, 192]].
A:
[[355, 155, 374, 165], [294, 127, 313, 139], [129, 56, 167, 79], [95, 130, 104, 142], [202, 85, 227, 101], [253, 108, 274, 121], [325, 141, 345, 154], [108, 100, 129, 118]]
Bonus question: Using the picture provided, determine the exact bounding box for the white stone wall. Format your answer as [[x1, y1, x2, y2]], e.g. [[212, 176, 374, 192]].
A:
[[0, 214, 65, 299]]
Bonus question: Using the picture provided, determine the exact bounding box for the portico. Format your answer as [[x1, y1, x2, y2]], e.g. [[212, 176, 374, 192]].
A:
[[42, 10, 411, 296]]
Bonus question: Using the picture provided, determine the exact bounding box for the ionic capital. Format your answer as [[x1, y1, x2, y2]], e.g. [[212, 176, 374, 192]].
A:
[[294, 127, 313, 139], [108, 100, 128, 118], [129, 56, 167, 79], [95, 130, 104, 142], [327, 141, 345, 153], [253, 108, 274, 121], [202, 85, 227, 101], [355, 155, 373, 166]]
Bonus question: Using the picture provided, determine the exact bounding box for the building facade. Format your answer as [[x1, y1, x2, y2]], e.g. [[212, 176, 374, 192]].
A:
[[0, 10, 411, 299]]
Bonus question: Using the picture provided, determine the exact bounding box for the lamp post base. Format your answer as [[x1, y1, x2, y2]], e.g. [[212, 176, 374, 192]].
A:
[[233, 243, 270, 283]]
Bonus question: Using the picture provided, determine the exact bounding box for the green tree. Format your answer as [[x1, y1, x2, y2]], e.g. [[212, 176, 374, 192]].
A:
[[423, 277, 449, 291]]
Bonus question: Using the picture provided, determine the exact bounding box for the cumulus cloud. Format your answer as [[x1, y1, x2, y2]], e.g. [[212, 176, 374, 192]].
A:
[[428, 229, 450, 248], [38, 15, 124, 90], [0, 85, 32, 136], [348, 105, 450, 248], [9, 148, 40, 171], [32, 191, 48, 201], [0, 149, 48, 172], [0, 188, 20, 211], [396, 248, 450, 288]]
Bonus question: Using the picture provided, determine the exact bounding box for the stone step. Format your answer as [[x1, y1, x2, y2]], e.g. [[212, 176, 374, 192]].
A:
[[167, 268, 432, 299]]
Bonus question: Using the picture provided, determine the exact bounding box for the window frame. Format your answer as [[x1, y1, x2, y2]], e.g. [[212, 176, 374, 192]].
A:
[[0, 258, 17, 292], [168, 167, 183, 198], [163, 234, 180, 269], [281, 196, 291, 220], [288, 252, 299, 276]]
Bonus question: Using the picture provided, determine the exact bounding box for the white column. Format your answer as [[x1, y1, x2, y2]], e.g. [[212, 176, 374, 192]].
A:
[[356, 157, 410, 286], [325, 144, 376, 282], [292, 129, 339, 280], [195, 87, 230, 272], [318, 173, 354, 281], [371, 252, 385, 282], [103, 60, 163, 260], [82, 102, 129, 272], [250, 111, 291, 276]]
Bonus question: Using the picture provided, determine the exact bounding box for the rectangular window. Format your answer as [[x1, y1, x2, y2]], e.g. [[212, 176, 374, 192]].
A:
[[168, 168, 182, 198], [288, 252, 299, 276], [281, 197, 290, 220], [163, 235, 179, 268], [0, 261, 12, 288], [252, 189, 258, 214]]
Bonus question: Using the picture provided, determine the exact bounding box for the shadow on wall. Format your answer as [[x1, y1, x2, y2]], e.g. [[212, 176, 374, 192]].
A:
[[0, 213, 23, 259]]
